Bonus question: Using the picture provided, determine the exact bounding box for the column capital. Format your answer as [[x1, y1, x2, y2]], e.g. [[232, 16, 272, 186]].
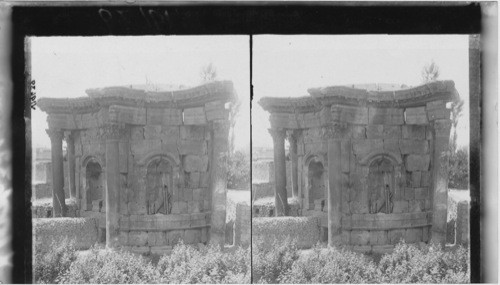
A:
[[286, 129, 301, 143], [321, 123, 348, 140], [98, 124, 127, 141], [433, 119, 452, 138], [64, 131, 76, 143], [46, 128, 64, 141], [268, 128, 286, 142]]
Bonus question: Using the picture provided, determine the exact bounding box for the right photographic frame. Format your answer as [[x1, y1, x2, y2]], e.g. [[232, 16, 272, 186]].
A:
[[251, 35, 473, 284]]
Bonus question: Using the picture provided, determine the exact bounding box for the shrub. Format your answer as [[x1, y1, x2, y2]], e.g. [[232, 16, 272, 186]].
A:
[[157, 242, 250, 284], [280, 245, 379, 283], [252, 217, 320, 248], [34, 237, 77, 284], [227, 150, 250, 189], [33, 217, 99, 250], [58, 245, 158, 284], [448, 147, 469, 189], [377, 242, 469, 283], [252, 237, 300, 283]]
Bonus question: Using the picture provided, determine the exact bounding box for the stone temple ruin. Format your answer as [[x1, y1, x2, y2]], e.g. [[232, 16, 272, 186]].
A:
[[37, 81, 235, 253], [259, 80, 457, 251]]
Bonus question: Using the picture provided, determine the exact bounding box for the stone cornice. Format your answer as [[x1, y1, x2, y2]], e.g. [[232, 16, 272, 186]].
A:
[[38, 81, 236, 114], [260, 80, 458, 114]]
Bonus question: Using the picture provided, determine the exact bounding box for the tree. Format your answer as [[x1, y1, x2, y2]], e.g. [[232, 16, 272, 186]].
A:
[[450, 99, 464, 153], [200, 62, 217, 83], [421, 60, 440, 83]]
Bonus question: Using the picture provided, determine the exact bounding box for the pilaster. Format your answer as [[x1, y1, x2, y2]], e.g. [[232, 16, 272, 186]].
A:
[[269, 128, 288, 216], [46, 128, 66, 217]]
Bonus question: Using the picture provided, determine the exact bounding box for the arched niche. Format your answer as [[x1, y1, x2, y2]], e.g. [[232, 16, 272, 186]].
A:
[[365, 155, 401, 214], [303, 153, 328, 211], [145, 155, 179, 215], [82, 156, 105, 212]]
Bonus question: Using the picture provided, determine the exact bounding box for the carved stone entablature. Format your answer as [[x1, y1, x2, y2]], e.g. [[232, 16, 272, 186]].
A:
[[46, 128, 64, 141], [64, 131, 76, 143], [320, 124, 349, 140], [268, 128, 287, 142], [433, 119, 452, 138], [38, 81, 236, 116], [98, 124, 128, 141], [260, 80, 458, 113]]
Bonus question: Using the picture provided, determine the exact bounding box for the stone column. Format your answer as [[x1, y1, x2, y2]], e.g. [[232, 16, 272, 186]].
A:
[[287, 130, 299, 198], [46, 128, 66, 217], [64, 132, 76, 199], [325, 125, 345, 246], [100, 124, 125, 248], [430, 119, 452, 245], [269, 128, 288, 216], [209, 120, 230, 248]]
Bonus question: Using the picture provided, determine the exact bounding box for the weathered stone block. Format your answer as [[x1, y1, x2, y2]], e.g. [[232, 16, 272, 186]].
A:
[[183, 155, 208, 172], [369, 230, 388, 245], [180, 125, 205, 141], [147, 108, 183, 125], [426, 101, 451, 121], [409, 200, 422, 213], [368, 107, 404, 125], [270, 113, 299, 129], [402, 125, 426, 140], [349, 126, 366, 139], [183, 107, 207, 125], [405, 228, 423, 243], [109, 105, 146, 125], [366, 125, 401, 139], [193, 188, 205, 201], [372, 245, 394, 255], [353, 245, 372, 254], [128, 231, 148, 246], [331, 105, 369, 125], [179, 140, 207, 156], [389, 229, 405, 244], [393, 200, 409, 213], [411, 171, 421, 187], [400, 140, 429, 154], [341, 140, 351, 173], [178, 201, 188, 214], [150, 246, 173, 255], [421, 171, 431, 187], [341, 230, 351, 244], [405, 155, 430, 171], [351, 230, 370, 245], [205, 101, 229, 121], [404, 187, 415, 200], [405, 107, 428, 124], [119, 231, 129, 245], [201, 227, 208, 243], [167, 230, 184, 245], [183, 188, 193, 201], [350, 200, 369, 214], [184, 229, 201, 244], [383, 139, 400, 154], [148, 231, 166, 246], [186, 172, 200, 188], [422, 226, 430, 242], [303, 112, 322, 128], [414, 187, 428, 200], [199, 172, 210, 188], [353, 139, 383, 158]]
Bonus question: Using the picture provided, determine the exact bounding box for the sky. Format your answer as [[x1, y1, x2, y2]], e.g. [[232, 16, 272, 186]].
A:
[[252, 35, 470, 148], [30, 35, 250, 151]]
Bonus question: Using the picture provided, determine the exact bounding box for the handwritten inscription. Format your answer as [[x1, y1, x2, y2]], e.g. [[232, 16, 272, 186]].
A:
[[30, 80, 36, 110], [98, 8, 171, 32]]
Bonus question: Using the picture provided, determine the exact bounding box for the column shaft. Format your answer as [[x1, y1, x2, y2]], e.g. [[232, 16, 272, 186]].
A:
[[328, 138, 342, 246], [65, 133, 76, 199], [103, 125, 123, 248], [47, 129, 66, 217], [270, 129, 288, 216], [289, 134, 299, 198], [209, 120, 230, 247], [430, 119, 452, 245]]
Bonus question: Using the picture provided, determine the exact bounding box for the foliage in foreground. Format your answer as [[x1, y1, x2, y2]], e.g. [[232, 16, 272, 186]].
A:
[[253, 239, 470, 284], [34, 238, 77, 284], [35, 240, 250, 284]]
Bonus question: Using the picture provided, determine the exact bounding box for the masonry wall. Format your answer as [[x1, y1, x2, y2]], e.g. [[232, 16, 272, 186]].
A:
[[289, 102, 450, 250], [71, 105, 227, 253]]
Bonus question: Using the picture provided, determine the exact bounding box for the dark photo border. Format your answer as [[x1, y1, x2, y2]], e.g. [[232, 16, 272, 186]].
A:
[[7, 3, 490, 283]]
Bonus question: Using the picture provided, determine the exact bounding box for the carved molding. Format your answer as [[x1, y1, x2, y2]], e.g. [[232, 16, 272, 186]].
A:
[[64, 131, 76, 143], [286, 130, 301, 144], [268, 128, 287, 142], [46, 128, 64, 141], [321, 124, 348, 140], [98, 124, 128, 140]]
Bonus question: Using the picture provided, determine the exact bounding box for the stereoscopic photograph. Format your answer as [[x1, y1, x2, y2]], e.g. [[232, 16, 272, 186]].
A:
[[30, 36, 251, 283], [251, 35, 472, 283]]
